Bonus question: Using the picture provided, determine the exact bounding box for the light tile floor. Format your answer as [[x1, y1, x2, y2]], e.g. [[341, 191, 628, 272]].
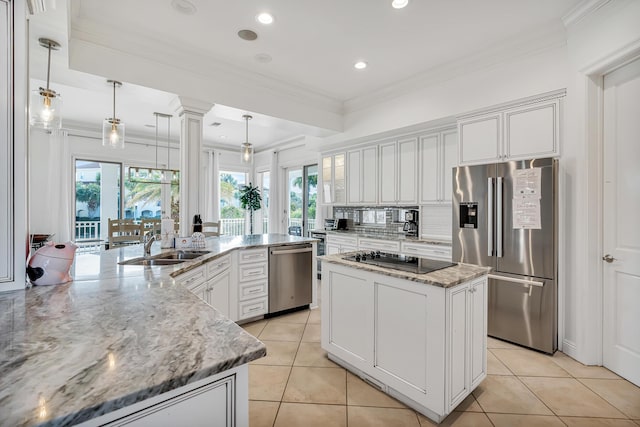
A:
[[242, 287, 640, 427]]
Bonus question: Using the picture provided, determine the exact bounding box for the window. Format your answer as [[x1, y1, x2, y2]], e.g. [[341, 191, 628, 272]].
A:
[[74, 160, 180, 246], [124, 166, 179, 222], [219, 170, 247, 235], [74, 160, 121, 242]]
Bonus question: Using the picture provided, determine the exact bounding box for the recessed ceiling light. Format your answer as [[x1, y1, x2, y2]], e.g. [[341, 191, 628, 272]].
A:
[[220, 135, 227, 139], [171, 0, 197, 15], [391, 0, 409, 9], [210, 122, 222, 127], [144, 124, 156, 128], [238, 29, 258, 41], [256, 12, 274, 25], [354, 61, 368, 70], [255, 53, 273, 63]]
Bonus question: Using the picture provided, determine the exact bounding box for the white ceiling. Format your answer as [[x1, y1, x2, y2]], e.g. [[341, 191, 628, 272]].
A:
[[28, 0, 584, 151]]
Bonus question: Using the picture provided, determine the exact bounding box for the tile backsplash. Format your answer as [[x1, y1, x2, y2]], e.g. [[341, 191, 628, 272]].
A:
[[332, 206, 418, 235]]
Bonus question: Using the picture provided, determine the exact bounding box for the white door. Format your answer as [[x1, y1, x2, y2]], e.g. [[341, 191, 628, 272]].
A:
[[602, 57, 640, 386]]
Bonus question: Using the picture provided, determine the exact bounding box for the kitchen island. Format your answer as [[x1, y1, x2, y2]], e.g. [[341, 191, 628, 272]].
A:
[[0, 234, 316, 427], [320, 252, 490, 423]]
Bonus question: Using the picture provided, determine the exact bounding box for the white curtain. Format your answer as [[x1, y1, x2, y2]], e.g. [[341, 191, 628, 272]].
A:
[[268, 151, 283, 234], [48, 129, 72, 242], [205, 150, 220, 222]]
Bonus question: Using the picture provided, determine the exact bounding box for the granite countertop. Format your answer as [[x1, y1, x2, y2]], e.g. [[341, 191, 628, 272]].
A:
[[324, 230, 451, 246], [0, 234, 315, 427], [320, 253, 489, 288]]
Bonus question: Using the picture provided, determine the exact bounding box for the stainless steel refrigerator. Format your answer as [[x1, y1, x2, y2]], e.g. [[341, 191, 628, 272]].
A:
[[452, 157, 557, 353]]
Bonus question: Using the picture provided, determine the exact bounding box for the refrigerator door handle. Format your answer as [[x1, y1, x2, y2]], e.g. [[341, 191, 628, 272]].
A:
[[488, 274, 544, 296], [496, 176, 503, 258], [488, 177, 494, 257]]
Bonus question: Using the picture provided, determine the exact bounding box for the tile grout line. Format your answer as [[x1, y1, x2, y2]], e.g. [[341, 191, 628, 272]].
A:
[[573, 377, 635, 420]]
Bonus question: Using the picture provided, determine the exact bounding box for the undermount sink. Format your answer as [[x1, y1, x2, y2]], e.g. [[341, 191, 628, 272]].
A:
[[118, 251, 211, 266], [119, 258, 186, 266], [155, 250, 211, 260]]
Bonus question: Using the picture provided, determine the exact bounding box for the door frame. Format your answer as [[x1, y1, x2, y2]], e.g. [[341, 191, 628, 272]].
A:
[[582, 51, 640, 365]]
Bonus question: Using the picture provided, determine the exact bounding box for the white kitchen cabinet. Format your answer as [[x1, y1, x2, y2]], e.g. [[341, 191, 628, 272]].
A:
[[326, 234, 358, 255], [206, 270, 231, 318], [357, 237, 400, 253], [79, 365, 248, 427], [322, 153, 346, 205], [446, 277, 487, 411], [236, 248, 268, 321], [321, 261, 487, 423], [457, 93, 563, 166], [379, 138, 418, 205], [420, 129, 458, 204], [347, 146, 377, 204], [372, 278, 437, 405], [400, 242, 452, 261], [322, 266, 373, 371], [0, 0, 13, 286]]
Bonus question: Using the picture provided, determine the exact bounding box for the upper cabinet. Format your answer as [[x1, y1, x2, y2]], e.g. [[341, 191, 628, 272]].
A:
[[458, 92, 564, 165], [347, 146, 377, 205], [321, 153, 346, 205], [420, 129, 458, 204], [379, 137, 418, 205]]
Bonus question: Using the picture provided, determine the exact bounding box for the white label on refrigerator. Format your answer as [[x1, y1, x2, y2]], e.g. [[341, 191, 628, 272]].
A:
[[513, 168, 542, 199], [513, 198, 541, 229]]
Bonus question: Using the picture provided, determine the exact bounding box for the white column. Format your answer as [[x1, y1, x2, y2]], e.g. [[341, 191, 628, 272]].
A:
[[171, 96, 213, 236]]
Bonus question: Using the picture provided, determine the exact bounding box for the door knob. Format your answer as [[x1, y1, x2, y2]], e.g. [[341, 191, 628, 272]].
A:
[[602, 254, 616, 263]]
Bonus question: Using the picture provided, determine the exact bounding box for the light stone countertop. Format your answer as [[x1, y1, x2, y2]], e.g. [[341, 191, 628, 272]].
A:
[[0, 234, 315, 427], [321, 252, 489, 288], [323, 229, 452, 246]]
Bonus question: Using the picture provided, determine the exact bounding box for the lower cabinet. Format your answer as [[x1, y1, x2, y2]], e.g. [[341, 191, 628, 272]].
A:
[[205, 270, 231, 318], [322, 262, 487, 423], [78, 365, 248, 427], [401, 241, 452, 261], [326, 234, 358, 255]]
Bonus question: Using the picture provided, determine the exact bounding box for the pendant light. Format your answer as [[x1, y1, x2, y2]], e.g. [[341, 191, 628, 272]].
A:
[[128, 112, 179, 185], [240, 114, 253, 164], [30, 38, 62, 129], [103, 80, 125, 149]]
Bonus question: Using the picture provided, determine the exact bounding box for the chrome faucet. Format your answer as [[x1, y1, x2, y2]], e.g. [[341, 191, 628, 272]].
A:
[[143, 231, 157, 256]]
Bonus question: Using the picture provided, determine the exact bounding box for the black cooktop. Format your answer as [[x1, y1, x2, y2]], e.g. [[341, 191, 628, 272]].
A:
[[343, 251, 456, 274]]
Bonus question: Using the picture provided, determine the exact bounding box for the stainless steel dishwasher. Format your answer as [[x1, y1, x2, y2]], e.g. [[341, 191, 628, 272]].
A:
[[268, 243, 313, 313]]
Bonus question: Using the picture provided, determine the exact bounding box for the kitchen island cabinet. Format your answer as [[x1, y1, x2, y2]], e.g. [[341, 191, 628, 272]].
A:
[[321, 254, 488, 423], [0, 234, 316, 427]]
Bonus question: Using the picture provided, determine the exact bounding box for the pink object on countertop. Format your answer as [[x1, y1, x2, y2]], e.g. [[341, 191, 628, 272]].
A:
[[27, 241, 78, 286]]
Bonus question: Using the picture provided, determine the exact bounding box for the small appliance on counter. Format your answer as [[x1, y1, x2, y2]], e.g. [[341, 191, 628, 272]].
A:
[[192, 214, 203, 233], [27, 241, 78, 286], [324, 218, 347, 230], [403, 210, 419, 236]]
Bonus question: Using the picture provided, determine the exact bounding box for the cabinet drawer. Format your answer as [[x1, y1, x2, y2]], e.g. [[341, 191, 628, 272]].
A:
[[238, 296, 268, 320], [359, 238, 401, 253], [175, 266, 206, 291], [238, 280, 268, 301], [401, 243, 452, 261], [327, 234, 358, 246], [206, 254, 231, 278], [238, 248, 268, 264], [238, 263, 268, 282]]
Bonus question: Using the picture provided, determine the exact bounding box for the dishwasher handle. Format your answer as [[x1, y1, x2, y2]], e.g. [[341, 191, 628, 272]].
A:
[[270, 245, 312, 256]]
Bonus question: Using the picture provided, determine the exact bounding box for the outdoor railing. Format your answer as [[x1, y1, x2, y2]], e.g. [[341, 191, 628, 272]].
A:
[[74, 217, 318, 245], [75, 220, 101, 240]]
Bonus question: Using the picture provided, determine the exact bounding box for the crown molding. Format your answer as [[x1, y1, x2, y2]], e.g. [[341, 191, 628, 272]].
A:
[[344, 22, 568, 114], [562, 0, 612, 28]]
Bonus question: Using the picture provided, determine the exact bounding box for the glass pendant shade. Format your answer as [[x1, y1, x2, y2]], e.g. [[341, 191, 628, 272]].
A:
[[103, 119, 125, 149], [30, 88, 62, 129], [102, 80, 124, 149], [240, 114, 253, 164], [241, 142, 253, 164]]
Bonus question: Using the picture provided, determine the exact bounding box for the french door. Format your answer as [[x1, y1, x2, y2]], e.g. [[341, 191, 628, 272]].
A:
[[286, 164, 318, 237]]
